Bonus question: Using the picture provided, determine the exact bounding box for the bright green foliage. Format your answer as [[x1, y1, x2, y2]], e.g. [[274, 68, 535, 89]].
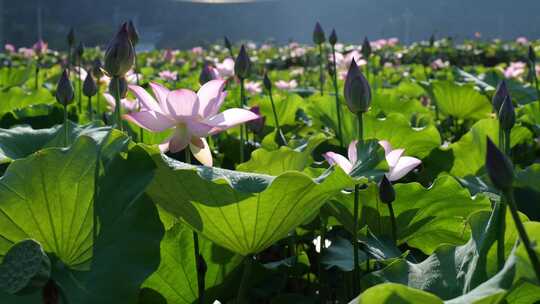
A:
[[431, 80, 492, 120]]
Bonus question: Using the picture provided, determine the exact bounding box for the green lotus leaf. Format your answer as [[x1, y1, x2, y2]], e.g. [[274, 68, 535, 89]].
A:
[[145, 147, 354, 255], [140, 223, 243, 304], [0, 87, 55, 116], [0, 136, 164, 303], [349, 283, 443, 304], [326, 175, 491, 254], [431, 80, 492, 120]]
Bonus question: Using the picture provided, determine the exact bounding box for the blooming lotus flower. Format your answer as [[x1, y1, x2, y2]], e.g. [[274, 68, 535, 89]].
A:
[[124, 80, 259, 166], [516, 37, 529, 45], [104, 93, 138, 113], [430, 58, 449, 70], [215, 58, 235, 78], [503, 62, 526, 79], [244, 81, 262, 94], [18, 47, 35, 58], [159, 70, 178, 82], [163, 49, 175, 63], [191, 47, 204, 55], [4, 43, 15, 53], [32, 39, 48, 56], [275, 79, 298, 91], [323, 140, 421, 181]]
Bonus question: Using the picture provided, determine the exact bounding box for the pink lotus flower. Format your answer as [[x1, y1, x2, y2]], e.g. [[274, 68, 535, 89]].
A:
[[191, 47, 204, 55], [4, 43, 15, 53], [245, 81, 262, 94], [215, 58, 235, 79], [159, 70, 178, 82], [18, 47, 35, 58], [104, 93, 138, 113], [124, 80, 259, 166], [516, 37, 529, 45], [275, 79, 298, 91], [163, 49, 175, 63], [323, 140, 421, 181], [430, 58, 449, 70], [32, 39, 48, 56], [503, 61, 527, 79]]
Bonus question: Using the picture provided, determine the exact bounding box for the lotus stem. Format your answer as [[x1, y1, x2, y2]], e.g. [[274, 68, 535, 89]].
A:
[[387, 202, 398, 246], [78, 58, 82, 113], [318, 43, 324, 96], [319, 215, 327, 302], [113, 77, 123, 131], [237, 255, 253, 304], [331, 44, 343, 147], [35, 58, 40, 90], [239, 78, 246, 162], [268, 86, 287, 145], [495, 199, 506, 271], [63, 104, 69, 147], [352, 184, 360, 294], [504, 188, 540, 281], [134, 51, 140, 86], [88, 96, 92, 120]]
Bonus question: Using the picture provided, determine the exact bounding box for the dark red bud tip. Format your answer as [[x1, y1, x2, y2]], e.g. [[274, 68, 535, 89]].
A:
[[379, 175, 395, 204], [485, 137, 514, 191]]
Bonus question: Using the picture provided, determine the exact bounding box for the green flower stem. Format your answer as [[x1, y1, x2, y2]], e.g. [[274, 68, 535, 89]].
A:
[[63, 104, 69, 147], [268, 87, 287, 145], [505, 188, 540, 281], [331, 44, 343, 147], [388, 202, 398, 246], [185, 149, 206, 304], [113, 77, 123, 131], [239, 78, 246, 163], [35, 58, 40, 90], [495, 199, 507, 271], [237, 255, 253, 304], [353, 111, 365, 294], [530, 59, 540, 101], [319, 215, 328, 302], [78, 58, 82, 113], [88, 96, 92, 120], [134, 51, 140, 86], [318, 43, 324, 96]]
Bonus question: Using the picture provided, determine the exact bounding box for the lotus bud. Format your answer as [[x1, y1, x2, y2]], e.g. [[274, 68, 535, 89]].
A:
[[234, 45, 250, 79], [67, 28, 75, 48], [344, 58, 371, 113], [83, 73, 98, 97], [246, 106, 265, 134], [199, 63, 216, 85], [492, 80, 509, 115], [378, 175, 395, 204], [263, 72, 272, 92], [127, 20, 140, 46], [55, 70, 74, 106], [109, 76, 128, 99], [104, 23, 135, 77], [329, 29, 338, 46], [499, 97, 515, 132], [486, 137, 514, 191], [362, 37, 372, 59], [429, 34, 435, 47], [313, 22, 326, 45], [528, 45, 536, 63], [224, 36, 232, 51], [33, 40, 48, 57], [75, 42, 84, 61]]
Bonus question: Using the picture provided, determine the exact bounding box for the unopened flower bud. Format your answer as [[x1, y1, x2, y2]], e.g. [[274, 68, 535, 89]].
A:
[[75, 42, 84, 61], [55, 70, 74, 106], [83, 73, 98, 97], [127, 20, 140, 46], [344, 58, 371, 113], [109, 76, 128, 99], [362, 37, 372, 59], [492, 80, 509, 115], [498, 97, 515, 132], [246, 106, 265, 134], [313, 22, 326, 45], [329, 29, 338, 46], [429, 34, 435, 47], [263, 72, 272, 92], [67, 28, 75, 48], [199, 63, 216, 85], [379, 175, 395, 204], [486, 137, 514, 191], [529, 45, 536, 63], [224, 36, 232, 51], [104, 23, 135, 77], [234, 45, 250, 79]]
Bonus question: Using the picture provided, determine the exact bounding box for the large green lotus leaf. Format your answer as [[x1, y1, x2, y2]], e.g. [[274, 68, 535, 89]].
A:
[[140, 223, 243, 304], [518, 101, 540, 135], [237, 133, 326, 175], [349, 283, 443, 304], [254, 93, 304, 127], [445, 118, 532, 177], [145, 147, 354, 255], [0, 122, 127, 164], [0, 87, 55, 116], [363, 209, 540, 304], [306, 96, 440, 158], [326, 175, 491, 254], [0, 65, 32, 89], [515, 164, 540, 192], [431, 80, 492, 120], [371, 90, 431, 119], [0, 136, 164, 303]]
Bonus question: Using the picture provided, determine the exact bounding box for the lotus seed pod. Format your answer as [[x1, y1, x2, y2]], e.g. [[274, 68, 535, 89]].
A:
[[379, 175, 395, 204], [104, 22, 135, 77], [492, 80, 509, 115], [344, 58, 371, 113], [55, 69, 74, 106], [313, 22, 326, 45], [486, 137, 514, 191], [329, 29, 338, 46], [109, 76, 128, 99], [0, 239, 51, 295], [127, 20, 140, 46], [498, 97, 515, 132], [362, 37, 372, 59], [234, 45, 250, 79], [83, 73, 98, 97]]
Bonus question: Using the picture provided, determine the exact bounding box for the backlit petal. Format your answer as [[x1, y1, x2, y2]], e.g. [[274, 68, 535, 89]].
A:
[[166, 89, 199, 120], [323, 152, 353, 174], [123, 111, 175, 132], [190, 138, 213, 166], [387, 156, 421, 181], [386, 149, 405, 169], [205, 108, 259, 134], [198, 79, 227, 117], [347, 140, 358, 165], [129, 84, 161, 112]]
